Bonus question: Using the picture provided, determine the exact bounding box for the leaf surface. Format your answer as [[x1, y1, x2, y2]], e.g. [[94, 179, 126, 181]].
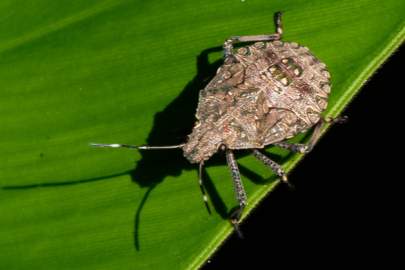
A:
[[1, 0, 404, 269]]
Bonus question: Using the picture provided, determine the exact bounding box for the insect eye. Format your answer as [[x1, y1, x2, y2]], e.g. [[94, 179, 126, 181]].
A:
[[217, 143, 228, 154], [192, 120, 201, 128]]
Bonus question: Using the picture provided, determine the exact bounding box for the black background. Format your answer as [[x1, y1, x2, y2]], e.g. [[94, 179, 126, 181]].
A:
[[202, 44, 405, 269]]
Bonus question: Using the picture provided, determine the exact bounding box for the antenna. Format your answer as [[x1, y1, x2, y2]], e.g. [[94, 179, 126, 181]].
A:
[[89, 143, 184, 150]]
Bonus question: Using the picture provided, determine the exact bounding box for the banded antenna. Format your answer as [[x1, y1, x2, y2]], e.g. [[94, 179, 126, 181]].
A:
[[89, 142, 211, 214]]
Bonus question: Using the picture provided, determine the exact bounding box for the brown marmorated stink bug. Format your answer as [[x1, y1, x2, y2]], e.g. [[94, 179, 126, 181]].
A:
[[90, 11, 347, 237]]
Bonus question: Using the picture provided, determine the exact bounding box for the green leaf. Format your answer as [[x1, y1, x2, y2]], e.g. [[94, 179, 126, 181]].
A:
[[1, 0, 404, 269]]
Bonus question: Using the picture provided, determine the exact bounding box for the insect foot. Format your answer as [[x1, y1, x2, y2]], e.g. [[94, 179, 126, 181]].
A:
[[229, 205, 246, 238], [90, 11, 347, 238]]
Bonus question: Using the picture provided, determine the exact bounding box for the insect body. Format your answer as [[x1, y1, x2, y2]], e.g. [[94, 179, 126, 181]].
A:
[[90, 12, 347, 237]]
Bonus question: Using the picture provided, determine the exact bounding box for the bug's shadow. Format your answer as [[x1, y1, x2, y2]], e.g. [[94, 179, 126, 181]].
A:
[[130, 45, 294, 250], [1, 46, 305, 252]]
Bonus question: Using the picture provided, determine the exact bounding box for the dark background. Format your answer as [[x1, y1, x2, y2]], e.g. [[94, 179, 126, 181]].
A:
[[202, 44, 405, 268]]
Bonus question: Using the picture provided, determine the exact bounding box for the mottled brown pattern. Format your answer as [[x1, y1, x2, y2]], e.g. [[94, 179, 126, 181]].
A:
[[183, 40, 330, 163]]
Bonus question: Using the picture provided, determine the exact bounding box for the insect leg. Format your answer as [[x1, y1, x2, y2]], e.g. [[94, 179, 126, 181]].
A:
[[199, 162, 211, 215], [273, 116, 348, 154], [248, 149, 293, 189], [226, 149, 246, 238], [222, 11, 284, 59]]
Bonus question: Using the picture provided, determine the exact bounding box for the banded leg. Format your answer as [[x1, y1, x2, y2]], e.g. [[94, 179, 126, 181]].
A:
[[223, 11, 283, 59], [226, 149, 246, 238], [248, 149, 293, 189], [274, 116, 348, 154]]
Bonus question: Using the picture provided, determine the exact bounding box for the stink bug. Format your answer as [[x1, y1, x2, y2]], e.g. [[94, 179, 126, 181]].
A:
[[90, 11, 347, 237]]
